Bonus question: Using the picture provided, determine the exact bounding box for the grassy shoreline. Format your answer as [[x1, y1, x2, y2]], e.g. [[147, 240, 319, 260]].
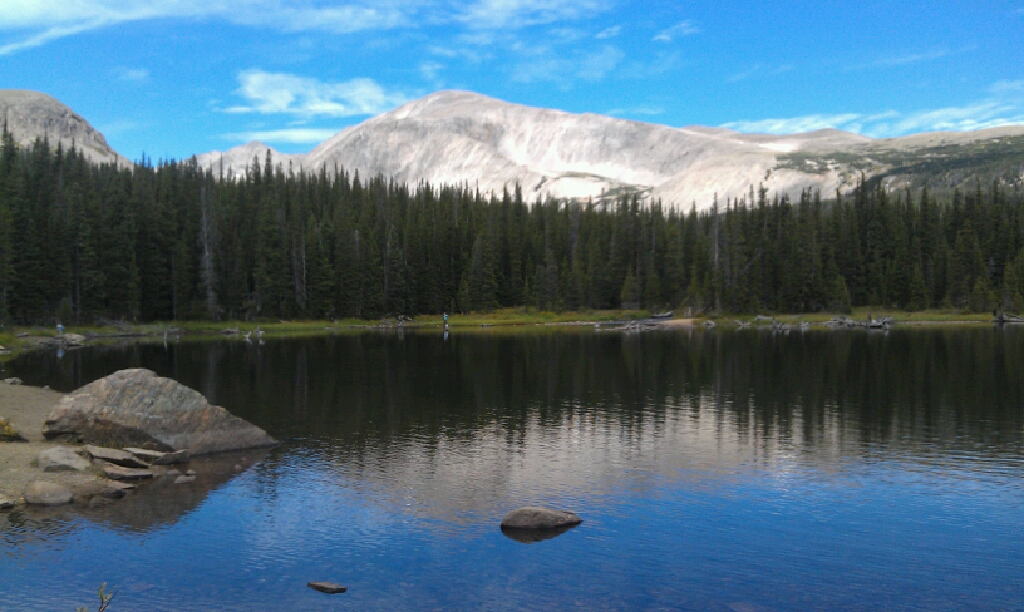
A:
[[0, 307, 1003, 356]]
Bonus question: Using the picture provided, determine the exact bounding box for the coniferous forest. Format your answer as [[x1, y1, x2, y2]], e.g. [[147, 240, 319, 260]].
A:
[[2, 130, 1024, 325]]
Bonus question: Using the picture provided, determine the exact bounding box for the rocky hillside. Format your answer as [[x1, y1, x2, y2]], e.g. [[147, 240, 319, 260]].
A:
[[0, 90, 130, 167]]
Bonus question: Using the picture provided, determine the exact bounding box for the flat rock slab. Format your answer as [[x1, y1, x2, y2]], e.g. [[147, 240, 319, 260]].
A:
[[85, 445, 149, 468], [307, 582, 346, 594], [125, 447, 190, 465], [0, 495, 14, 509], [24, 481, 73, 505], [39, 446, 91, 472], [43, 368, 277, 455], [103, 465, 155, 481], [173, 475, 196, 484], [500, 507, 583, 529]]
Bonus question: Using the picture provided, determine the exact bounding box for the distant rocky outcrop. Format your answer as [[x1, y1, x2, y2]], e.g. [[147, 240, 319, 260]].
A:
[[43, 369, 277, 455], [0, 90, 130, 166]]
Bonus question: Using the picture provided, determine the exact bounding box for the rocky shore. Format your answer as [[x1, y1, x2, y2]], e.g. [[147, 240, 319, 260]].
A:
[[0, 371, 276, 511]]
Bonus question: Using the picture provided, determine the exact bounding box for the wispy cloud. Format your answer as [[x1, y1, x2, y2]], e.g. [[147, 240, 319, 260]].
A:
[[226, 128, 341, 144], [726, 63, 793, 83], [0, 0, 423, 55], [653, 20, 699, 42], [458, 0, 612, 30], [596, 25, 621, 39], [844, 46, 975, 71], [512, 45, 623, 86], [420, 61, 445, 84], [225, 70, 408, 118], [115, 67, 150, 82], [721, 80, 1024, 137], [606, 106, 664, 117]]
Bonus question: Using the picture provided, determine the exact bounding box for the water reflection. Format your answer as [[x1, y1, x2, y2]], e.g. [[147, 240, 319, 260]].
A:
[[1, 329, 1022, 611]]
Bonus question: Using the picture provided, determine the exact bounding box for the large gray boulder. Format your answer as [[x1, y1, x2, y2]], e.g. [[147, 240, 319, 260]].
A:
[[38, 446, 91, 472], [43, 369, 277, 455], [24, 481, 73, 505]]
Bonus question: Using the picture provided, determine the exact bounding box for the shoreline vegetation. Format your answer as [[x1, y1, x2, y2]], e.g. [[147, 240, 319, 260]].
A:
[[0, 307, 1003, 359]]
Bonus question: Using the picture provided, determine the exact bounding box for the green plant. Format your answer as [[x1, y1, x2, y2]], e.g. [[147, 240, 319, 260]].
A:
[[76, 583, 114, 612]]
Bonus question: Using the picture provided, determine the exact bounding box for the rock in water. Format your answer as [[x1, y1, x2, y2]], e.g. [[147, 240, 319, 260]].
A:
[[0, 495, 14, 509], [500, 507, 583, 529], [24, 481, 73, 505], [43, 369, 277, 455], [0, 417, 28, 442], [103, 465, 155, 481], [84, 445, 150, 468], [124, 447, 190, 465], [307, 582, 346, 594], [38, 446, 91, 472]]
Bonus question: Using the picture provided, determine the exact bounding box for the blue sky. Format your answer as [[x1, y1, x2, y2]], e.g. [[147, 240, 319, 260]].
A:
[[2, 0, 1023, 160]]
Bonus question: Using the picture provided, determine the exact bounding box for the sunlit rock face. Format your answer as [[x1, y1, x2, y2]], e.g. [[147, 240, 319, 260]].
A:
[[0, 90, 130, 167]]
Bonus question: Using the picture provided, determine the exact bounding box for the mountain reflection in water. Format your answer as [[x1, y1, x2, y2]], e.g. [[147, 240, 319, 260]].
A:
[[1, 328, 1022, 611]]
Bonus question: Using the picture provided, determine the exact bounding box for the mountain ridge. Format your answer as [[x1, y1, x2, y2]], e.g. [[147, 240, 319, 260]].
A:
[[3, 88, 1022, 210]]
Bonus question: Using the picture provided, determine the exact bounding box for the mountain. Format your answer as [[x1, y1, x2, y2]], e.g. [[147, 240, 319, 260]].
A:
[[198, 91, 1024, 208], [4, 88, 1022, 209], [0, 90, 130, 167]]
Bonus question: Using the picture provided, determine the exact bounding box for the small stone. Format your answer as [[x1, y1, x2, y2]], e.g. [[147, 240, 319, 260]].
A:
[[234, 464, 242, 471], [103, 465, 155, 481], [307, 582, 346, 594], [3, 377, 22, 385], [24, 481, 73, 505], [101, 481, 135, 499], [38, 446, 91, 472], [166, 468, 181, 476], [0, 495, 14, 509], [173, 475, 196, 484], [85, 445, 150, 468], [186, 469, 196, 477], [0, 417, 28, 442]]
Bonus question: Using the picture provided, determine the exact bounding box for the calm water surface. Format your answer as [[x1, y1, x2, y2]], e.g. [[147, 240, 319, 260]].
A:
[[2, 328, 1023, 611]]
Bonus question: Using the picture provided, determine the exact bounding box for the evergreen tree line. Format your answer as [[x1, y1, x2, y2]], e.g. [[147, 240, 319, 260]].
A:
[[2, 130, 1024, 325]]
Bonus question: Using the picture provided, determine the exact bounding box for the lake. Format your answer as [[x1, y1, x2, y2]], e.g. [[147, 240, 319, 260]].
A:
[[2, 328, 1023, 611]]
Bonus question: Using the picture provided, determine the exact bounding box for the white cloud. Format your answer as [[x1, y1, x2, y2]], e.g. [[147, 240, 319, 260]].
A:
[[726, 63, 793, 83], [606, 106, 664, 117], [458, 0, 611, 30], [0, 0, 423, 55], [512, 45, 623, 86], [115, 67, 150, 82], [226, 70, 408, 118], [721, 80, 1024, 137], [653, 20, 698, 42], [226, 128, 340, 144], [844, 46, 975, 72], [420, 61, 445, 83], [595, 25, 620, 39], [577, 45, 624, 80]]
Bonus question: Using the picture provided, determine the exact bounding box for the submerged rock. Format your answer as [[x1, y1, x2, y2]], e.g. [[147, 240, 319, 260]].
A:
[[38, 446, 91, 472], [43, 369, 277, 455], [0, 417, 28, 442], [307, 582, 346, 594], [124, 447, 190, 465], [103, 465, 155, 481], [84, 445, 149, 468], [24, 481, 73, 505], [500, 507, 583, 529]]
